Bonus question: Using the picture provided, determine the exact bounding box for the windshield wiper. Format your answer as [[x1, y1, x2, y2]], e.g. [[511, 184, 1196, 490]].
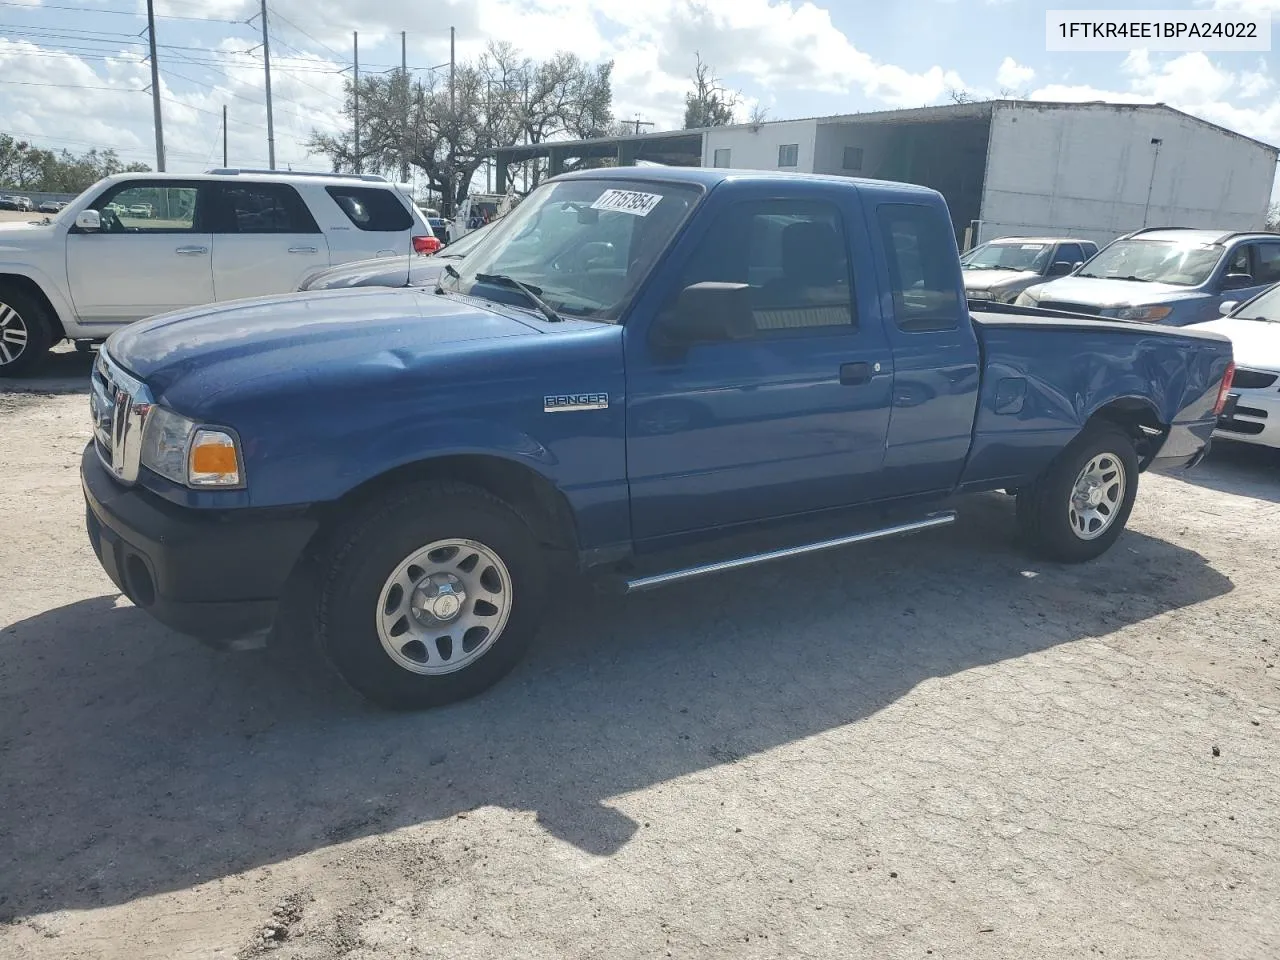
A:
[[473, 272, 563, 323]]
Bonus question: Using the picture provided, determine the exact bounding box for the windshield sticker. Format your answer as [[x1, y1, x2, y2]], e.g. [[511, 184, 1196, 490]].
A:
[[591, 189, 663, 217], [1021, 244, 1044, 250]]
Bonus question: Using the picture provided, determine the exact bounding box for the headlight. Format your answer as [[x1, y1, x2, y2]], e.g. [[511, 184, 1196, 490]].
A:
[[1112, 305, 1173, 322], [140, 406, 245, 488], [967, 289, 991, 300]]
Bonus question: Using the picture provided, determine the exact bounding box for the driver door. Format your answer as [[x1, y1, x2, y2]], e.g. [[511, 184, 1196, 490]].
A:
[[67, 180, 215, 326]]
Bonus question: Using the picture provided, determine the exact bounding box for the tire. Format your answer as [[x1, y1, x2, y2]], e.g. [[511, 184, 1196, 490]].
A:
[[314, 481, 549, 710], [1016, 423, 1139, 563], [0, 285, 55, 377]]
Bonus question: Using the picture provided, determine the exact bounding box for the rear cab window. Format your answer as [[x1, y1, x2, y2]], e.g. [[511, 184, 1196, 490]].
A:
[[876, 202, 962, 332], [326, 186, 413, 232]]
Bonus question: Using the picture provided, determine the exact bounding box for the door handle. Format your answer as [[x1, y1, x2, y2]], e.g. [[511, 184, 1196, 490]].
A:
[[288, 246, 318, 254], [174, 245, 208, 256], [839, 361, 873, 385]]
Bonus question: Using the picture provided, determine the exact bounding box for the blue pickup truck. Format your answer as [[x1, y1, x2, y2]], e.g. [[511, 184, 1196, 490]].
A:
[[82, 168, 1235, 709]]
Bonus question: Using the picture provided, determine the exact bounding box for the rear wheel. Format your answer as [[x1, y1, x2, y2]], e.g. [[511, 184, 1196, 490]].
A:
[[314, 481, 548, 710], [0, 285, 54, 377], [1017, 423, 1139, 563]]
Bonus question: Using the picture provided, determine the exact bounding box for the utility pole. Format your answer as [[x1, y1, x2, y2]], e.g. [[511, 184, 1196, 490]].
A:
[[353, 31, 361, 174], [259, 0, 275, 169], [449, 27, 455, 114], [400, 30, 409, 183], [145, 0, 164, 171], [222, 104, 228, 167], [1142, 137, 1163, 228], [631, 115, 654, 135]]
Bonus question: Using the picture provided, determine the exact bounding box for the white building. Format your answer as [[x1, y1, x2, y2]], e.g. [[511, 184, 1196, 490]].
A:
[[698, 100, 1278, 247]]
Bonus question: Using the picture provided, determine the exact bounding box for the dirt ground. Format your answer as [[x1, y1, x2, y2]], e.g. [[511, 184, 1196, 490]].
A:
[[2, 349, 1279, 959]]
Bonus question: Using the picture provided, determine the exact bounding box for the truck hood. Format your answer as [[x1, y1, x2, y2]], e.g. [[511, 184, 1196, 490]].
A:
[[0, 218, 57, 249], [962, 268, 1035, 291], [106, 288, 542, 399], [300, 254, 454, 291], [1027, 275, 1190, 306], [1187, 316, 1280, 371]]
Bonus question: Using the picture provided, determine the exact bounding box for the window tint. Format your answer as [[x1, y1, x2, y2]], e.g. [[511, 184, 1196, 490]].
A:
[[218, 183, 318, 233], [778, 143, 799, 167], [876, 203, 961, 332], [1057, 243, 1084, 265], [1081, 242, 1099, 258], [842, 146, 864, 171], [677, 198, 856, 334], [325, 186, 412, 232], [1227, 244, 1251, 276], [712, 148, 731, 167], [1254, 243, 1280, 285], [92, 183, 199, 233]]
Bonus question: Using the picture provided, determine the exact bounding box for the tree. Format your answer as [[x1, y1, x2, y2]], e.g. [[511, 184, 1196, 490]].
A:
[[0, 134, 148, 191], [307, 42, 614, 214], [1267, 201, 1280, 233], [683, 53, 738, 129]]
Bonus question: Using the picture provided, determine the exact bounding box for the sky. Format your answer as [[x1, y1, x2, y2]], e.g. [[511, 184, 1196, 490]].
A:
[[0, 0, 1278, 199]]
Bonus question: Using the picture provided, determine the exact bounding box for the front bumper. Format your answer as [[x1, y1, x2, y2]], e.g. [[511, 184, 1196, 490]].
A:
[[81, 443, 318, 642], [1214, 388, 1280, 450]]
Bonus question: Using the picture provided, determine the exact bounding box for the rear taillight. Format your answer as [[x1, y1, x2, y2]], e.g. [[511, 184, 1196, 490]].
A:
[[1213, 361, 1235, 416], [413, 235, 441, 255]]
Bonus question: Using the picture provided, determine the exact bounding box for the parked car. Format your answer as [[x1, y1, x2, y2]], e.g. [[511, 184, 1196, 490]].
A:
[[13, 196, 33, 211], [127, 203, 153, 218], [0, 196, 20, 211], [0, 168, 436, 375], [1016, 227, 1280, 325], [299, 218, 497, 291], [81, 168, 1232, 710], [1188, 284, 1280, 448], [962, 236, 1099, 304], [37, 200, 65, 214]]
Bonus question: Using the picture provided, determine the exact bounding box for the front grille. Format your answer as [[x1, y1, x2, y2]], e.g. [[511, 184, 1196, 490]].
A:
[[1038, 301, 1105, 316], [1232, 368, 1279, 390], [89, 350, 153, 484]]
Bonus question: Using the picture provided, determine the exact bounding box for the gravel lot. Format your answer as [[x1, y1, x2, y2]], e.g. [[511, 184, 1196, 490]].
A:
[[2, 350, 1279, 959]]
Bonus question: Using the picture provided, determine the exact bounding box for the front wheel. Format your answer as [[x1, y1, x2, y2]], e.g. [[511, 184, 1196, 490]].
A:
[[1017, 424, 1139, 563], [0, 286, 54, 377], [314, 482, 548, 710]]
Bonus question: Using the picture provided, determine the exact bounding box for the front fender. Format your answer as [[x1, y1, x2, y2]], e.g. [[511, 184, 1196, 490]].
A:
[[0, 259, 76, 334]]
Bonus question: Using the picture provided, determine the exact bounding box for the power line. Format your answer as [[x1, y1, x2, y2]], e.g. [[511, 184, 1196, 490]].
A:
[[0, 1, 247, 23], [0, 79, 141, 91], [267, 5, 345, 61]]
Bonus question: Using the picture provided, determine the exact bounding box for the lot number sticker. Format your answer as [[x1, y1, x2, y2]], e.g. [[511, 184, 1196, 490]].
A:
[[591, 189, 663, 217]]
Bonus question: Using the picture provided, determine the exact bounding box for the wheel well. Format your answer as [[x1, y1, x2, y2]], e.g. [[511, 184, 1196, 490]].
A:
[[0, 274, 66, 341], [320, 455, 580, 554], [1087, 399, 1167, 466]]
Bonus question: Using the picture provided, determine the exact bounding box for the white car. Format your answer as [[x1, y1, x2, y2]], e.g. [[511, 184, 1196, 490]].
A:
[[0, 168, 436, 375], [1189, 283, 1280, 449]]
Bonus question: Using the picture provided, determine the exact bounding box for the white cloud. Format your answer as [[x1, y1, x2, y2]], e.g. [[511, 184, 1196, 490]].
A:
[[1206, 0, 1280, 11], [996, 57, 1035, 89], [1032, 51, 1280, 148]]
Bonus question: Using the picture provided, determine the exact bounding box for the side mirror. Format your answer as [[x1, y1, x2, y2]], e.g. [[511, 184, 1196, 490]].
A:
[[1222, 273, 1256, 291], [652, 282, 753, 351], [1072, 261, 1084, 270], [1047, 260, 1075, 277], [75, 209, 101, 232], [1219, 300, 1238, 317]]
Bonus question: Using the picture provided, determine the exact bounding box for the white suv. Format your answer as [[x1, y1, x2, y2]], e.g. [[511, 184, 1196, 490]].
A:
[[0, 168, 437, 375]]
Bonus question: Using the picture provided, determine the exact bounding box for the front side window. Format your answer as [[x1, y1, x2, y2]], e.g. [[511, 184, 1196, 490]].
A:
[[441, 178, 702, 322], [877, 203, 961, 332], [778, 143, 799, 167], [91, 183, 200, 233], [1056, 243, 1084, 266], [1075, 239, 1223, 287], [218, 183, 318, 233], [326, 186, 413, 232], [961, 240, 1052, 273], [674, 198, 856, 334], [1253, 243, 1280, 285]]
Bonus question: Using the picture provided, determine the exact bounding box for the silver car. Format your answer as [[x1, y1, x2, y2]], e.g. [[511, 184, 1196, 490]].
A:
[[962, 237, 1099, 304]]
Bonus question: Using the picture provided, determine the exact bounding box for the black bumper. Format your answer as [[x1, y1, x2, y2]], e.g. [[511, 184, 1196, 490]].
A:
[[81, 443, 319, 642]]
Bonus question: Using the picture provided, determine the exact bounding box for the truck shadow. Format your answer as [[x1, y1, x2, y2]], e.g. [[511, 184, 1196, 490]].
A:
[[0, 494, 1233, 919], [0, 345, 95, 396]]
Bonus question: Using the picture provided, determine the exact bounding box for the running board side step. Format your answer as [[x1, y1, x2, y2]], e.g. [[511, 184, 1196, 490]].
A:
[[620, 511, 957, 594]]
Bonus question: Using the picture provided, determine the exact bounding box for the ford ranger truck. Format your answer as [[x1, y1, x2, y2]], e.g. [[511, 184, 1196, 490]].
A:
[[82, 169, 1235, 710]]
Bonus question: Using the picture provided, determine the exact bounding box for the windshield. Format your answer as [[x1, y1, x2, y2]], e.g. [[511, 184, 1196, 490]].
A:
[[439, 219, 495, 258], [962, 241, 1051, 272], [1235, 283, 1280, 321], [442, 178, 702, 322], [1076, 239, 1223, 286]]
